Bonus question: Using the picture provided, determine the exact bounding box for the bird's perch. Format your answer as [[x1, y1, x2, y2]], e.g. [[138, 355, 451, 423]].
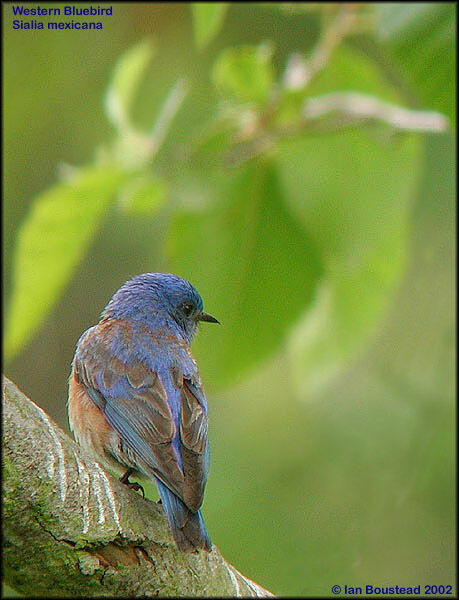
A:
[[2, 375, 274, 597]]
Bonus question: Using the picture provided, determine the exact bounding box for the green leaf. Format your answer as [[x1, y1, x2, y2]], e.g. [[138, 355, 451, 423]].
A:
[[212, 44, 275, 105], [278, 128, 420, 269], [117, 173, 168, 216], [275, 46, 423, 396], [192, 3, 228, 50], [167, 161, 322, 386], [304, 44, 406, 103], [376, 3, 455, 123], [105, 38, 155, 130], [288, 221, 409, 396], [368, 134, 456, 402], [277, 126, 421, 398], [5, 166, 128, 360]]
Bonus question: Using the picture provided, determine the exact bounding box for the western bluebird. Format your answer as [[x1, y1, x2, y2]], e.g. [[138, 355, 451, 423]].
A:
[[68, 273, 219, 552]]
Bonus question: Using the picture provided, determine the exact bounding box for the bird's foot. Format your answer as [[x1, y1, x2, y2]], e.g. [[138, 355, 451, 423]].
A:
[[119, 468, 145, 498]]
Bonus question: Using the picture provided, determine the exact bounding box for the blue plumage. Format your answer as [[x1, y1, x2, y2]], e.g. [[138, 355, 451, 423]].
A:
[[68, 273, 218, 552]]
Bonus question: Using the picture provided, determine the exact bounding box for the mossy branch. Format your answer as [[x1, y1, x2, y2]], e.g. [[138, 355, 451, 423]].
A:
[[2, 375, 274, 598]]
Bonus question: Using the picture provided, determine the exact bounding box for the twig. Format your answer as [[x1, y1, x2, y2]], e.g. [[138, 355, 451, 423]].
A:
[[302, 92, 450, 133], [301, 4, 359, 88], [224, 92, 448, 168], [149, 78, 190, 157]]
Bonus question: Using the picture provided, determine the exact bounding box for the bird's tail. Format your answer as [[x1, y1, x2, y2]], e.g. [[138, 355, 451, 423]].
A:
[[155, 479, 211, 553]]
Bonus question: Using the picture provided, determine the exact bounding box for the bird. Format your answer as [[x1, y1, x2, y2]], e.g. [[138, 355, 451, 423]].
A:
[[68, 272, 219, 552]]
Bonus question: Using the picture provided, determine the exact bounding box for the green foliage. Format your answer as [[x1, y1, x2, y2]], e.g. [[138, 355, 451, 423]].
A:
[[305, 44, 405, 102], [212, 44, 275, 105], [105, 38, 155, 131], [280, 129, 420, 394], [377, 3, 456, 123], [117, 173, 168, 216], [191, 3, 229, 50], [5, 167, 128, 360], [4, 3, 448, 378]]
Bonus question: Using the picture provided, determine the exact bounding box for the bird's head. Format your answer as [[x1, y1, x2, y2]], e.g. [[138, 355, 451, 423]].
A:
[[102, 272, 219, 343]]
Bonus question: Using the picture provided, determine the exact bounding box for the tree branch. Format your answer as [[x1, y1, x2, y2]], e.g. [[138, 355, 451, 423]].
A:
[[302, 92, 450, 133], [300, 4, 359, 88], [2, 375, 274, 598]]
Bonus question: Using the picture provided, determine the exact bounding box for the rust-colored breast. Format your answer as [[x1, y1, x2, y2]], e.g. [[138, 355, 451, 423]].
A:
[[68, 370, 113, 462]]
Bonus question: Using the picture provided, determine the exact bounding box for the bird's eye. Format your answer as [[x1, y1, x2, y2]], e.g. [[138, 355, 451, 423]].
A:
[[182, 303, 194, 317]]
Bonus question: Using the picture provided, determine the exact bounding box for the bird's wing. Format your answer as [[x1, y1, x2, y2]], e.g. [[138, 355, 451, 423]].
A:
[[173, 370, 209, 511], [73, 322, 186, 501]]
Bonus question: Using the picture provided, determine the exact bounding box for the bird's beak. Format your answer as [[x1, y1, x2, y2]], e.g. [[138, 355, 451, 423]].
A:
[[198, 311, 220, 324]]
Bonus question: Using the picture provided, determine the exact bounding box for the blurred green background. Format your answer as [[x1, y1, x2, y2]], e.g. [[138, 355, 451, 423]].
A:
[[3, 3, 455, 597]]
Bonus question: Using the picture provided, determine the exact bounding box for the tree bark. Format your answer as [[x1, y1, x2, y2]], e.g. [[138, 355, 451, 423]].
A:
[[2, 375, 274, 598]]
